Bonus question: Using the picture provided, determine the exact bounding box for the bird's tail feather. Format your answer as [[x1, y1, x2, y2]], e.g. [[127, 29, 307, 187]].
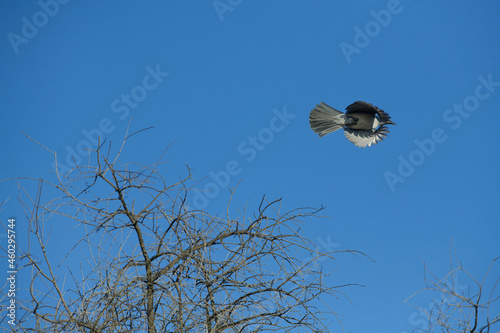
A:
[[309, 102, 345, 137]]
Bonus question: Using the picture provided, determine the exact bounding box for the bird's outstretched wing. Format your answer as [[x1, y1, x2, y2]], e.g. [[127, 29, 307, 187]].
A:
[[345, 101, 392, 123], [343, 126, 390, 148]]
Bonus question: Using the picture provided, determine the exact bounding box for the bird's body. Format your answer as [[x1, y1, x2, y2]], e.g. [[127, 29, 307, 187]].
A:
[[309, 101, 396, 148], [347, 112, 377, 130]]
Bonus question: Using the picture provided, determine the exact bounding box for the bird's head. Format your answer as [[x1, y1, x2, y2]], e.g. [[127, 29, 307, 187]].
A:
[[374, 117, 396, 128]]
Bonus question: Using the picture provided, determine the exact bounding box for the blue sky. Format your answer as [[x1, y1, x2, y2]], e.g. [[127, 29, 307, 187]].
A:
[[1, 1, 500, 331]]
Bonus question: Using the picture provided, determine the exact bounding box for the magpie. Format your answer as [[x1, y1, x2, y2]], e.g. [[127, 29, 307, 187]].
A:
[[309, 101, 396, 148]]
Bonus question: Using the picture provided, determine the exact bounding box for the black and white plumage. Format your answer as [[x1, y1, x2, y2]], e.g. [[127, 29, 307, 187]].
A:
[[309, 101, 396, 148]]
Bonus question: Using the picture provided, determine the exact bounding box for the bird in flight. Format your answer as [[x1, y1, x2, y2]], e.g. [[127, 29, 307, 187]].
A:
[[309, 101, 396, 148]]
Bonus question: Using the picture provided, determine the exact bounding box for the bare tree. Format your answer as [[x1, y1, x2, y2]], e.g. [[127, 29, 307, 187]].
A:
[[406, 248, 500, 333], [1, 131, 364, 332]]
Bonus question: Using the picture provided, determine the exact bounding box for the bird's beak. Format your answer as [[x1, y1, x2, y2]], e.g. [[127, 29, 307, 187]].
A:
[[388, 120, 396, 125]]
